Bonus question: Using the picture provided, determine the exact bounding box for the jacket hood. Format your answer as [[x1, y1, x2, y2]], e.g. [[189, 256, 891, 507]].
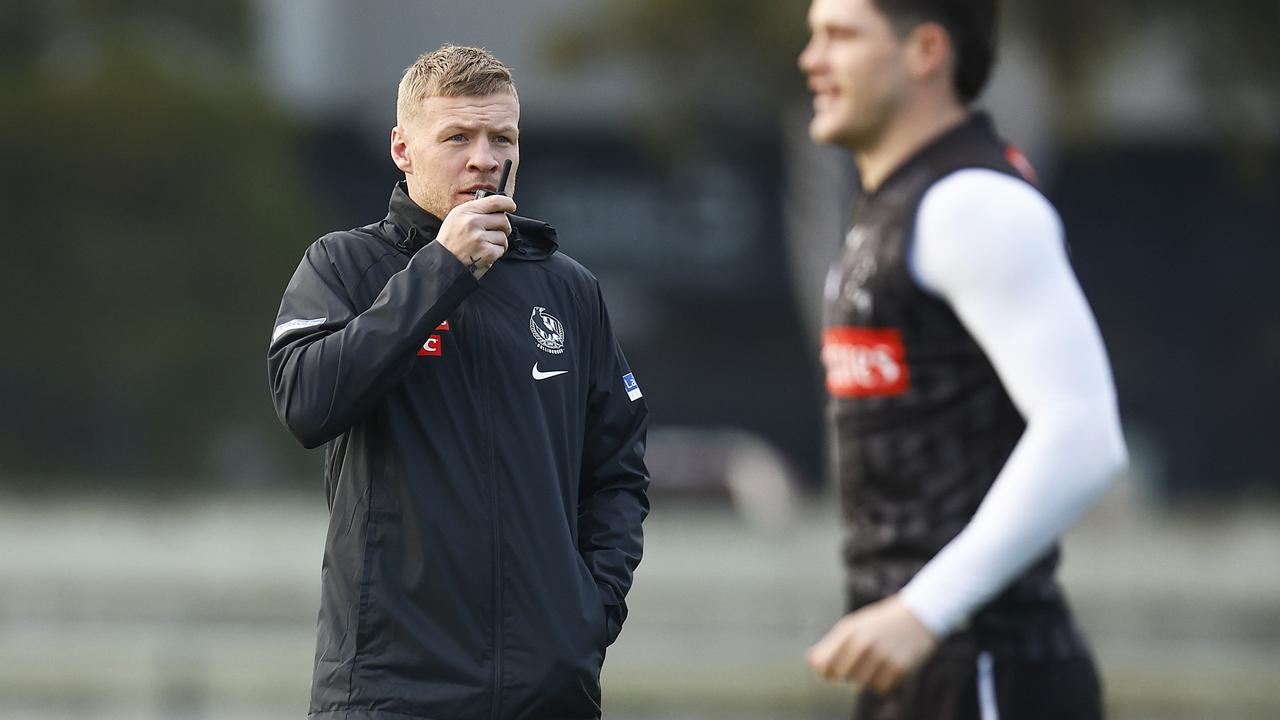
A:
[[384, 181, 559, 262]]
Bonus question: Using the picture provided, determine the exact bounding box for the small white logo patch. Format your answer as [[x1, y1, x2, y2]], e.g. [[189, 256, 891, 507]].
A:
[[529, 306, 566, 354], [272, 317, 326, 343], [532, 363, 568, 381], [623, 373, 642, 401]]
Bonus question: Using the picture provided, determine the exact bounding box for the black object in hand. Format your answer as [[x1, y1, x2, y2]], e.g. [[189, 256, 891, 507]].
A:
[[474, 159, 513, 200]]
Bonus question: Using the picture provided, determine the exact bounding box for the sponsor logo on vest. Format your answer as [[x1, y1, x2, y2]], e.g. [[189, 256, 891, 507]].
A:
[[1004, 144, 1039, 186], [821, 326, 909, 397], [529, 306, 566, 355]]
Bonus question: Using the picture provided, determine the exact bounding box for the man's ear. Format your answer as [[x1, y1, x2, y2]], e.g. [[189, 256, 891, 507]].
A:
[[906, 22, 952, 83], [390, 126, 412, 174]]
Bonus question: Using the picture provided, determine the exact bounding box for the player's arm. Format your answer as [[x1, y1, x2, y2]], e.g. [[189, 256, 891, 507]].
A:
[[577, 281, 651, 646], [808, 169, 1127, 693], [269, 194, 514, 448], [267, 236, 477, 449], [897, 168, 1129, 635]]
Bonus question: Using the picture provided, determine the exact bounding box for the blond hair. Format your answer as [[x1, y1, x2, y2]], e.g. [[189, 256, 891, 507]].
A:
[[396, 45, 516, 123]]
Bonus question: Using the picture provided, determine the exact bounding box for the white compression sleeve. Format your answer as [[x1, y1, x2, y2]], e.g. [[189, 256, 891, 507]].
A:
[[897, 169, 1128, 637]]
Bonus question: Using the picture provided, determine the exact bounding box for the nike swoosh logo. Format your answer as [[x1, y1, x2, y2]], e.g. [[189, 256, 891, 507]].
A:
[[532, 363, 568, 381]]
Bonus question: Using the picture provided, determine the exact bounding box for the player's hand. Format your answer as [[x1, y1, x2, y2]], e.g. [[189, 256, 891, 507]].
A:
[[437, 194, 517, 278], [805, 594, 938, 695]]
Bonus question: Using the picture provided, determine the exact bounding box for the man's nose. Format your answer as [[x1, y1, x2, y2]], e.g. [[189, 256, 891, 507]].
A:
[[798, 38, 822, 74], [467, 139, 499, 173]]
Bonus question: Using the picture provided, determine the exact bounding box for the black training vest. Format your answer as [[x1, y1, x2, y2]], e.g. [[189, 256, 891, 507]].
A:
[[824, 114, 1086, 658]]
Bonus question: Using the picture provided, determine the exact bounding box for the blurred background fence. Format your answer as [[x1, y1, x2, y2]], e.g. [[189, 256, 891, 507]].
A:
[[2, 1, 1278, 718]]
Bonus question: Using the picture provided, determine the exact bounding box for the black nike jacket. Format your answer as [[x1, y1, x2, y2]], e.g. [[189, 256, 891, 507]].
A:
[[267, 182, 650, 720]]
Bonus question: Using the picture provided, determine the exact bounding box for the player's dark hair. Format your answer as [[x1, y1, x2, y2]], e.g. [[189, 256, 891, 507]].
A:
[[871, 0, 998, 103]]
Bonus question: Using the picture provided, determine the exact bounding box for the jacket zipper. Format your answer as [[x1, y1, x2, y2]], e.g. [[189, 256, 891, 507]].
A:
[[476, 305, 505, 720]]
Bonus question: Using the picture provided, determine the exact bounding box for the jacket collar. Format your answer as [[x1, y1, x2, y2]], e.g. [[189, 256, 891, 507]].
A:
[[386, 181, 443, 253], [384, 181, 560, 261]]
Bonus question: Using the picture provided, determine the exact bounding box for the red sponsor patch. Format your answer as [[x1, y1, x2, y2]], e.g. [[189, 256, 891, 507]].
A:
[[417, 321, 450, 357], [417, 335, 443, 357], [821, 327, 909, 397]]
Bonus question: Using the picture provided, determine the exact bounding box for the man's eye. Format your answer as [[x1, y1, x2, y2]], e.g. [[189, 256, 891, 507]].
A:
[[495, 135, 513, 146], [448, 134, 466, 142]]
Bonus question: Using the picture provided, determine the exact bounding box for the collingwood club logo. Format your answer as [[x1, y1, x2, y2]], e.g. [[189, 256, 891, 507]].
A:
[[529, 306, 566, 354]]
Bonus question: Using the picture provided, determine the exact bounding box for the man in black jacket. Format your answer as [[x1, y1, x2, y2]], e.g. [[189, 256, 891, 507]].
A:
[[268, 45, 650, 720]]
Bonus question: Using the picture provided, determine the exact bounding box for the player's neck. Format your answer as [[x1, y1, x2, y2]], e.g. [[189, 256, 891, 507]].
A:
[[855, 99, 969, 194]]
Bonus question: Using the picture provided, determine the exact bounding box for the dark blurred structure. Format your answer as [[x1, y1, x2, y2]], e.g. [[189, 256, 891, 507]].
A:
[[0, 1, 323, 490], [1, 0, 1277, 498], [1054, 146, 1280, 494]]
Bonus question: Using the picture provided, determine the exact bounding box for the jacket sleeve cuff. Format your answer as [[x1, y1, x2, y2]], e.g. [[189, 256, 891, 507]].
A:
[[412, 240, 478, 287]]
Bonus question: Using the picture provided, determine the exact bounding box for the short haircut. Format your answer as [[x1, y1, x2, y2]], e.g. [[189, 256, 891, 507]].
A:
[[396, 45, 516, 122], [871, 0, 998, 103]]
